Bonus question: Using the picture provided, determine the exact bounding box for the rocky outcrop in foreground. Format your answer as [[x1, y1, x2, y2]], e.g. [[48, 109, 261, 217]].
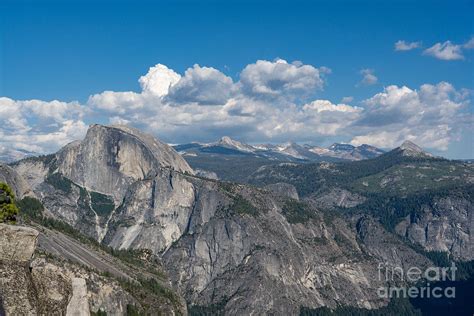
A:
[[0, 224, 39, 315], [0, 223, 185, 315]]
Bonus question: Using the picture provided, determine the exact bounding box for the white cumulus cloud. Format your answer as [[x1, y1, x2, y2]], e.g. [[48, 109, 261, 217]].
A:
[[303, 100, 361, 113], [394, 40, 422, 51], [463, 37, 474, 49], [166, 64, 235, 105], [139, 64, 181, 96], [0, 97, 87, 154], [350, 82, 470, 150], [358, 69, 378, 86], [423, 41, 464, 60], [341, 96, 354, 103], [239, 59, 327, 100]]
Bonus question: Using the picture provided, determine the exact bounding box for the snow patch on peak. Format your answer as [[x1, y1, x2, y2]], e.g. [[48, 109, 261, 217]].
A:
[[308, 147, 330, 155]]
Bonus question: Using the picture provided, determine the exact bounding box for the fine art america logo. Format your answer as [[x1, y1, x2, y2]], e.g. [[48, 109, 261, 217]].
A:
[[377, 262, 457, 299]]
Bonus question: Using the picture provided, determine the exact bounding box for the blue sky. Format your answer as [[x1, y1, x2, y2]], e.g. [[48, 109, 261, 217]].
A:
[[0, 0, 473, 158]]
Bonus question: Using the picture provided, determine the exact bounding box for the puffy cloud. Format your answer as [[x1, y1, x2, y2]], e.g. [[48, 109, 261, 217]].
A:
[[88, 91, 145, 114], [0, 97, 87, 155], [29, 120, 88, 151], [83, 59, 333, 142], [139, 64, 181, 96], [423, 41, 464, 60], [350, 82, 469, 150], [341, 96, 354, 103], [0, 97, 30, 133], [394, 40, 422, 51], [359, 85, 420, 126], [239, 59, 327, 100], [362, 82, 464, 125], [350, 130, 405, 148], [463, 37, 474, 49], [422, 38, 474, 61], [166, 64, 235, 105], [318, 66, 332, 75], [350, 126, 453, 151], [0, 97, 84, 129], [358, 69, 378, 86], [0, 60, 471, 157], [303, 100, 360, 113], [299, 100, 362, 136]]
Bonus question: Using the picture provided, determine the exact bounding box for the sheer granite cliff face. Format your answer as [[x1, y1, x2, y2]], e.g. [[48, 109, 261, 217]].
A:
[[158, 183, 432, 314], [12, 124, 195, 242], [56, 124, 193, 202], [104, 168, 196, 253], [395, 196, 473, 261]]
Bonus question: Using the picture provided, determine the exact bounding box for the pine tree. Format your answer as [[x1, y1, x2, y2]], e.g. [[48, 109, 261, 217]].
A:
[[0, 182, 19, 224]]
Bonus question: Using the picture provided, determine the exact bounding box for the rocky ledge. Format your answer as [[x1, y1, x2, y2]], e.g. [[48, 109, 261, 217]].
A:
[[0, 224, 39, 262]]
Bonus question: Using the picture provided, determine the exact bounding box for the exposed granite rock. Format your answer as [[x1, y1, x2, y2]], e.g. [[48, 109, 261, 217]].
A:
[[264, 182, 299, 200], [356, 216, 432, 269], [11, 157, 50, 192], [66, 278, 90, 316], [0, 225, 41, 315], [90, 167, 415, 313], [0, 222, 185, 315], [7, 124, 472, 314], [30, 256, 138, 316], [397, 140, 433, 158], [0, 163, 31, 199], [10, 154, 101, 238], [311, 188, 366, 208], [159, 182, 434, 314], [11, 124, 195, 241], [195, 169, 219, 180], [0, 224, 38, 262], [35, 225, 186, 315], [30, 259, 72, 315], [56, 124, 193, 202], [61, 184, 100, 231], [0, 261, 39, 315], [395, 195, 473, 261], [104, 168, 196, 253]]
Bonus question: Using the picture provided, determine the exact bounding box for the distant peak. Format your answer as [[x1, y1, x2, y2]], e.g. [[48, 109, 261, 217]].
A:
[[282, 141, 298, 147], [397, 140, 432, 157], [218, 136, 240, 146], [219, 136, 234, 143], [400, 140, 422, 151], [216, 136, 255, 152]]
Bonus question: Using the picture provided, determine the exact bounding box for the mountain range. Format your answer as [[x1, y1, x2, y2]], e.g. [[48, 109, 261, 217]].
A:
[[0, 124, 472, 315], [0, 136, 383, 165], [173, 137, 389, 182], [174, 136, 386, 162]]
